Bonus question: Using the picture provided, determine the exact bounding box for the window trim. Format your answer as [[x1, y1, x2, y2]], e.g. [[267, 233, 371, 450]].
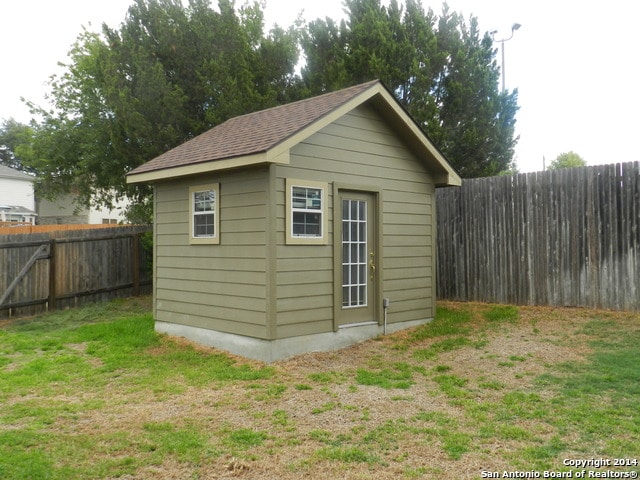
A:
[[286, 178, 328, 245], [189, 183, 220, 245]]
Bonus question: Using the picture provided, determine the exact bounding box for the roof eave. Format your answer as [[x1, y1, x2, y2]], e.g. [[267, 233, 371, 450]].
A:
[[365, 85, 461, 187], [126, 151, 289, 184], [126, 80, 461, 187]]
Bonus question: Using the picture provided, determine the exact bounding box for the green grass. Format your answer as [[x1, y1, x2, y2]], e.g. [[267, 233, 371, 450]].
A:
[[409, 306, 472, 341], [356, 362, 415, 389], [483, 304, 520, 323], [1, 298, 640, 478], [413, 336, 471, 360]]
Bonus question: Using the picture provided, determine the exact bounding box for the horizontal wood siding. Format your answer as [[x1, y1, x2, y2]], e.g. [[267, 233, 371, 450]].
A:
[[154, 168, 269, 338], [275, 104, 436, 336]]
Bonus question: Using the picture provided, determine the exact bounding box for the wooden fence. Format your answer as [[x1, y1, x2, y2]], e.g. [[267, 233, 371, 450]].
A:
[[0, 225, 152, 318], [0, 223, 125, 235], [436, 162, 640, 310]]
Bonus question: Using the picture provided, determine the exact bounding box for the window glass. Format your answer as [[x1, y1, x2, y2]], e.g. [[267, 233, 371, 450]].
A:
[[286, 179, 328, 245], [291, 186, 323, 238], [190, 184, 219, 244], [193, 189, 216, 238]]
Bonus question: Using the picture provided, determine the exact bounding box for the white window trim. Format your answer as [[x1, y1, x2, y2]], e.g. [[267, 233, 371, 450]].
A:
[[189, 183, 220, 245], [286, 178, 328, 245]]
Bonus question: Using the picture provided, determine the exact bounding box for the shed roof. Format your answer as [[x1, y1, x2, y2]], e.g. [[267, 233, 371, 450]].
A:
[[127, 80, 460, 186]]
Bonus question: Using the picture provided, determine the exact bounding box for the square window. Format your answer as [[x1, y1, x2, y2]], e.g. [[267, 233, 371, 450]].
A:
[[286, 179, 328, 245]]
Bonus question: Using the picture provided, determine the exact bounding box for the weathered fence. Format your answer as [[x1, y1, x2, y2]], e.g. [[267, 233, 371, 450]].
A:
[[0, 225, 152, 318], [436, 162, 640, 310], [0, 223, 125, 235]]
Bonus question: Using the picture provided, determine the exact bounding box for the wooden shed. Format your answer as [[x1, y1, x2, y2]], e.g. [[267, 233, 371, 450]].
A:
[[127, 80, 461, 362]]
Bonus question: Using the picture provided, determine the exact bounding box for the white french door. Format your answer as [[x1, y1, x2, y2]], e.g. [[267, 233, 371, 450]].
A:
[[339, 192, 376, 326]]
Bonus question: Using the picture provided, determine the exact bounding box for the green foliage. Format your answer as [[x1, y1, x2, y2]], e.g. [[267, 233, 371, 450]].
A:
[[20, 0, 301, 212], [547, 151, 587, 169], [16, 0, 518, 216], [0, 118, 35, 173], [301, 0, 519, 177]]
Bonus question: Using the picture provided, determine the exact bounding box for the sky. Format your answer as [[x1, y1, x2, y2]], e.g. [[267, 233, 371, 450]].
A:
[[1, 0, 638, 173]]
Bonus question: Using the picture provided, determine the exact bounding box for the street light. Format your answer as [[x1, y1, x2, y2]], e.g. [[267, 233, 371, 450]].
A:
[[491, 23, 521, 91]]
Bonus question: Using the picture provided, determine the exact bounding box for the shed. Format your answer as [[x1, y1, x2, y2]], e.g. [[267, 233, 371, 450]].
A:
[[127, 80, 461, 362]]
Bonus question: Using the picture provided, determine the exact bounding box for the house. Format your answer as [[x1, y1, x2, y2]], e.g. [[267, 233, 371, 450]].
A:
[[127, 80, 461, 362], [37, 193, 128, 225], [0, 165, 37, 224]]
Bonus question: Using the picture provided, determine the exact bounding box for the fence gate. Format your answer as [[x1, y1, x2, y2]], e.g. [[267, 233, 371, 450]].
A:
[[0, 225, 152, 318]]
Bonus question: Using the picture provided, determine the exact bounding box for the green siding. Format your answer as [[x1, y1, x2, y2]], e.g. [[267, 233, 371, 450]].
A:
[[154, 102, 438, 342], [154, 168, 270, 339], [274, 103, 436, 337]]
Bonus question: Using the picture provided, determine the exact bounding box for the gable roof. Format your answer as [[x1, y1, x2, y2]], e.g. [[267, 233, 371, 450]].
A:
[[127, 80, 461, 187]]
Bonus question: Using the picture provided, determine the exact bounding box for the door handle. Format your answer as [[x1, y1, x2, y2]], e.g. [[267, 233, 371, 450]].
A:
[[369, 251, 376, 279]]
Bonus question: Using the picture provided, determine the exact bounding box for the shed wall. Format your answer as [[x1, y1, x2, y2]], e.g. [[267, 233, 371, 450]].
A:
[[154, 168, 270, 338], [275, 103, 436, 338]]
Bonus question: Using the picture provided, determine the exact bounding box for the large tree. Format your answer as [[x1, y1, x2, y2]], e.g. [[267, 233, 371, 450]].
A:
[[19, 0, 519, 217], [0, 118, 34, 173], [21, 0, 301, 211], [301, 0, 519, 177]]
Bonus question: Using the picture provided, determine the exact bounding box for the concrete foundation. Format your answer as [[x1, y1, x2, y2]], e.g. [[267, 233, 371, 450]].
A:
[[155, 318, 432, 363]]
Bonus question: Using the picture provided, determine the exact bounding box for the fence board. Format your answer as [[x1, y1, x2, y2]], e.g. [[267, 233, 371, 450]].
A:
[[0, 225, 152, 318], [436, 162, 640, 310]]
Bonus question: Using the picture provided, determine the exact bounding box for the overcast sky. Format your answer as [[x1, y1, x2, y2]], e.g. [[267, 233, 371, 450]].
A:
[[1, 0, 638, 173]]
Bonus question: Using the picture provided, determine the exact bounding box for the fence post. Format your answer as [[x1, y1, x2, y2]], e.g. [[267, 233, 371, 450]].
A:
[[132, 233, 140, 297], [48, 239, 57, 311]]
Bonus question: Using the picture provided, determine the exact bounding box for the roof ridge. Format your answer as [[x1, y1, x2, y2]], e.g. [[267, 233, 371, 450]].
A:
[[228, 79, 381, 122], [128, 80, 382, 177]]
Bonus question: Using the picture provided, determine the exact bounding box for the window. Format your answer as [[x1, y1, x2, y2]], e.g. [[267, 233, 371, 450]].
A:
[[286, 179, 328, 245], [189, 183, 220, 244]]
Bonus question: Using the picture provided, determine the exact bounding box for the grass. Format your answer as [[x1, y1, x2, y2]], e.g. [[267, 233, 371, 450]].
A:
[[1, 298, 639, 479]]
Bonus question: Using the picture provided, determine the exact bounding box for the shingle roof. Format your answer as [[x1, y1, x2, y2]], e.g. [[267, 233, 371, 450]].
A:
[[128, 80, 380, 176], [0, 165, 35, 181]]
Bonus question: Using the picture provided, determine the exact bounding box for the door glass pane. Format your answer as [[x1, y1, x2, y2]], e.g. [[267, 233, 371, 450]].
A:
[[351, 222, 358, 242], [342, 199, 367, 308]]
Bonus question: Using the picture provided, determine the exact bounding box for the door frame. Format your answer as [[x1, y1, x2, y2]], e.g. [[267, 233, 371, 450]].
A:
[[332, 184, 383, 331]]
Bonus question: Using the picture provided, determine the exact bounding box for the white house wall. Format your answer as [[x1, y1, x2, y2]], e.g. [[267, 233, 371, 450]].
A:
[[0, 177, 35, 211]]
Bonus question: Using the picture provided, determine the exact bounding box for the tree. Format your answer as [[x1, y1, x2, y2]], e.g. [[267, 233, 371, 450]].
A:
[[300, 0, 519, 177], [20, 0, 301, 214], [0, 118, 34, 173], [547, 151, 586, 170], [21, 0, 520, 218]]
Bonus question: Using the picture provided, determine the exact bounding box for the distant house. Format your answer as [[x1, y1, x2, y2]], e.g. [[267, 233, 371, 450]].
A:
[[0, 165, 37, 224], [37, 193, 128, 225], [127, 80, 461, 362]]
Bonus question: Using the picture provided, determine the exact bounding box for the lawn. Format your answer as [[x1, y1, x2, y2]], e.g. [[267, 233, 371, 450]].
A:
[[1, 297, 639, 479]]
